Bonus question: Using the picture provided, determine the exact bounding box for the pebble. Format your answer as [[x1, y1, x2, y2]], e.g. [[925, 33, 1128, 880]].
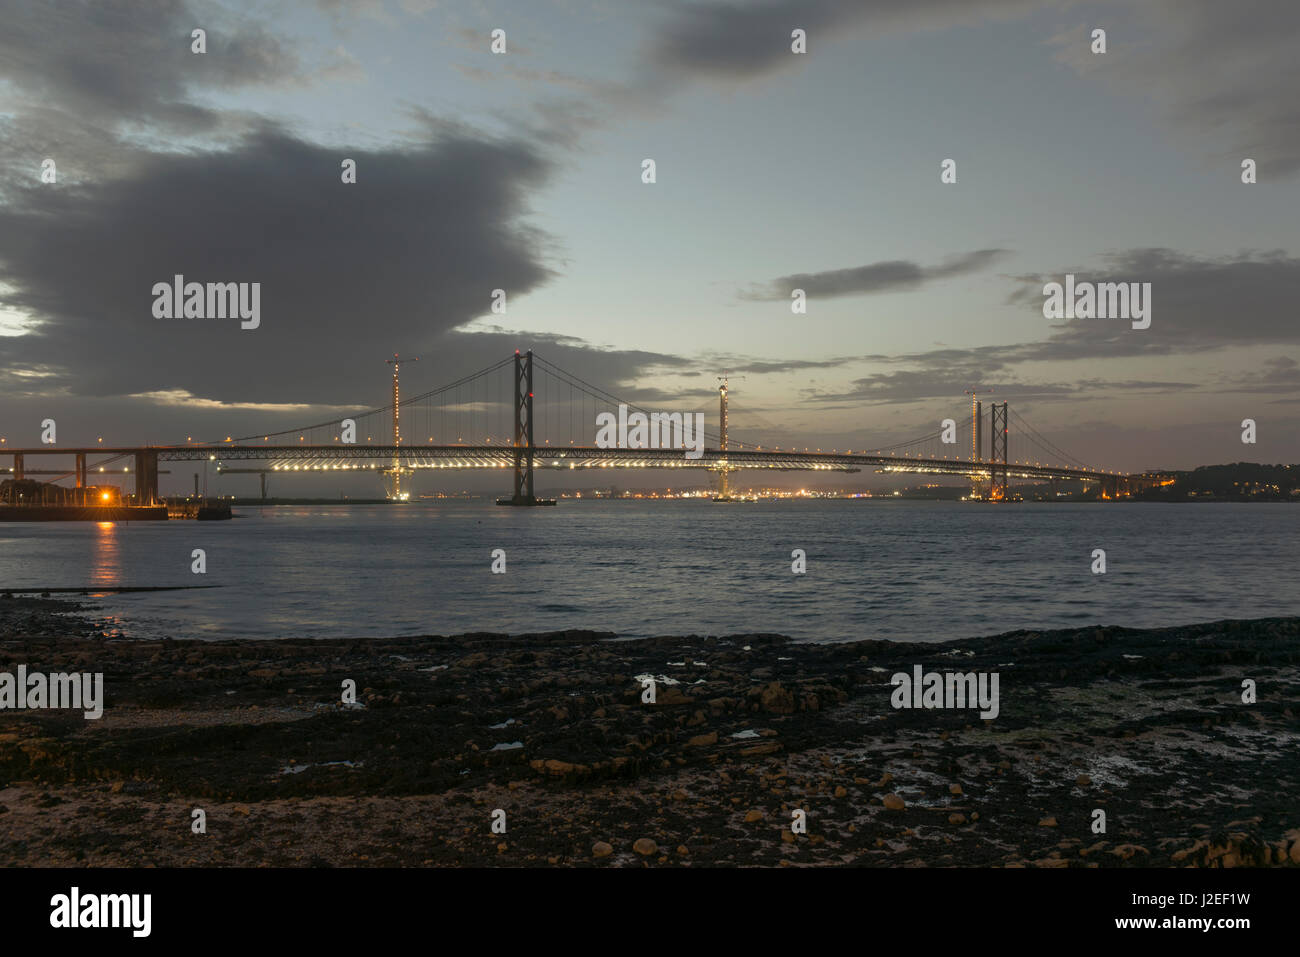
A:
[[633, 838, 658, 856], [883, 793, 906, 811], [592, 841, 613, 859]]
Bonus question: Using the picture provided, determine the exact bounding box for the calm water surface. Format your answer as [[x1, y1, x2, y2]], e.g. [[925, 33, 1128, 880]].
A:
[[0, 501, 1295, 643]]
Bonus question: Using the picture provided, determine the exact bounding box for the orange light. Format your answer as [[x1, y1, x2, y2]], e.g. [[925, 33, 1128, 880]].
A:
[[100, 491, 110, 502]]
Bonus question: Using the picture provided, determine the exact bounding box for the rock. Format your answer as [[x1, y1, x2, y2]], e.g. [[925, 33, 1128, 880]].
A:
[[529, 758, 590, 778], [781, 829, 795, 844], [1075, 774, 1091, 787], [883, 793, 906, 811], [686, 732, 718, 748], [758, 682, 796, 714], [633, 838, 658, 856], [949, 784, 963, 795], [671, 789, 688, 801], [834, 785, 847, 798], [676, 845, 689, 856], [1038, 816, 1058, 827], [744, 809, 764, 823], [1109, 843, 1148, 861], [656, 687, 691, 707], [948, 813, 966, 825], [592, 842, 613, 859]]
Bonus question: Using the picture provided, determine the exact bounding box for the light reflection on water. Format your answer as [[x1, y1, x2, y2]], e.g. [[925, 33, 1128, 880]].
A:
[[90, 521, 120, 588]]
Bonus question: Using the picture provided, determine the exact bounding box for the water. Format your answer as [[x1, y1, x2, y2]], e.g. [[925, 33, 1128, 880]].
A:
[[0, 501, 1296, 643]]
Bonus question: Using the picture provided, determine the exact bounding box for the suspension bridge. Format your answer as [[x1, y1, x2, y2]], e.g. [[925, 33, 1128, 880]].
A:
[[1, 350, 1157, 508]]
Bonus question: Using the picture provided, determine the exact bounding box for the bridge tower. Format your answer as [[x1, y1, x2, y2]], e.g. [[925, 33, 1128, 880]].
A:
[[384, 354, 416, 501], [497, 349, 552, 505], [989, 402, 1009, 501]]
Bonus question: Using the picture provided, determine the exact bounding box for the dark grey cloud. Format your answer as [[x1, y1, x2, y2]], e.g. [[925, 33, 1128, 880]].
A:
[[0, 0, 301, 134], [649, 0, 1045, 79], [1214, 355, 1300, 396], [0, 125, 560, 414], [802, 367, 1197, 405], [716, 356, 866, 375], [779, 247, 1300, 406], [1006, 248, 1300, 362], [741, 248, 1010, 301]]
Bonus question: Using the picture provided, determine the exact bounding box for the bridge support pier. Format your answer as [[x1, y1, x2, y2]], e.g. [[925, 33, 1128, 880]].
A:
[[133, 451, 159, 506], [12, 453, 23, 482]]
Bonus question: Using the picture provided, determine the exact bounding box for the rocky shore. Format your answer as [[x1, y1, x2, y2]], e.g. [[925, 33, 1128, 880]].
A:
[[1, 595, 1298, 867]]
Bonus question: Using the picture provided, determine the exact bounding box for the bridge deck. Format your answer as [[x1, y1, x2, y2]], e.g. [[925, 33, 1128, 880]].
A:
[[1, 444, 1132, 483]]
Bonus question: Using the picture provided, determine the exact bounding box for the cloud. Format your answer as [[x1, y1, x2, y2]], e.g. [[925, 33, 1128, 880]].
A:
[[802, 366, 1197, 405], [647, 0, 1300, 178], [1006, 248, 1300, 361], [1050, 1, 1300, 176], [0, 0, 302, 134], [740, 248, 1011, 300], [648, 0, 1046, 80], [0, 124, 559, 410]]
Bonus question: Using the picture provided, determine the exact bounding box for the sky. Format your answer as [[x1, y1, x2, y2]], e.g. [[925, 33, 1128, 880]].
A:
[[1, 0, 1298, 496]]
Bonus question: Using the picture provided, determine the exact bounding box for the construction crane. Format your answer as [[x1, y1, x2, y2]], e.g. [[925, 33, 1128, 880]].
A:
[[714, 372, 746, 501], [964, 387, 994, 499], [964, 387, 994, 463], [385, 354, 418, 500]]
